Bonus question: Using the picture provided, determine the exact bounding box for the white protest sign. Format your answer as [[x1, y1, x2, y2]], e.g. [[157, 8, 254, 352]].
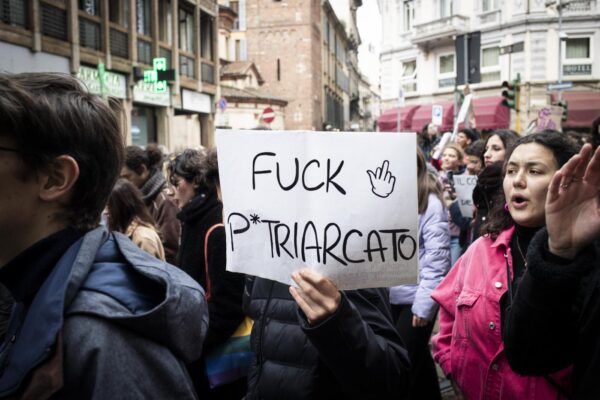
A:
[[453, 173, 477, 218], [432, 105, 443, 126], [432, 132, 452, 160], [451, 94, 473, 140], [216, 130, 419, 290]]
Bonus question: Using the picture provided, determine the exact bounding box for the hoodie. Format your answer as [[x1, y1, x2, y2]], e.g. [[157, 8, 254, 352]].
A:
[[0, 227, 208, 399]]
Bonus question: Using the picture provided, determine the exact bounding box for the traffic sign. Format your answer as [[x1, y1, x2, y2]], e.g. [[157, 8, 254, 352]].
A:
[[262, 107, 275, 124], [499, 42, 524, 55], [432, 105, 443, 126], [547, 82, 573, 91], [217, 97, 228, 111]]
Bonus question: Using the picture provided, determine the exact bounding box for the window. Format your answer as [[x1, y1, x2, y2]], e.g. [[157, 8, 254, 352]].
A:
[[401, 60, 417, 92], [403, 0, 414, 31], [200, 12, 214, 60], [109, 0, 129, 27], [80, 0, 99, 16], [179, 7, 194, 53], [440, 0, 453, 18], [438, 54, 455, 88], [565, 37, 590, 59], [79, 0, 102, 50], [230, 0, 239, 29], [563, 37, 592, 76], [41, 2, 68, 40], [336, 36, 346, 64], [136, 0, 151, 36], [235, 39, 241, 60], [277, 58, 281, 81], [159, 0, 172, 44], [480, 46, 500, 82], [439, 54, 454, 74], [1, 0, 27, 27], [481, 0, 498, 12]]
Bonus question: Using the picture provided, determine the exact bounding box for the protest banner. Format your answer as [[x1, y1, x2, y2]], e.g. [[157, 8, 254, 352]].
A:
[[453, 173, 478, 218], [216, 130, 419, 290]]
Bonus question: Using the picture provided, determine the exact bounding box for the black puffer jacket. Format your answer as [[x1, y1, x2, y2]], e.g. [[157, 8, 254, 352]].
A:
[[504, 229, 600, 399], [177, 189, 244, 350], [244, 277, 410, 400], [177, 190, 246, 397]]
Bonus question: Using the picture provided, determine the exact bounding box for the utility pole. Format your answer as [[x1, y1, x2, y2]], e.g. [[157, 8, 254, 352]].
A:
[[557, 0, 564, 101], [463, 34, 470, 128]]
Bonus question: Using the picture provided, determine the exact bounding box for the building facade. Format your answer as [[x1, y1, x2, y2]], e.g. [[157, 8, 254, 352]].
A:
[[378, 0, 600, 133], [216, 0, 287, 129], [241, 0, 368, 131], [0, 0, 219, 151]]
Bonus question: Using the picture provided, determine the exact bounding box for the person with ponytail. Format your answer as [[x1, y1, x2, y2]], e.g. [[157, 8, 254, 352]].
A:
[[121, 144, 180, 264]]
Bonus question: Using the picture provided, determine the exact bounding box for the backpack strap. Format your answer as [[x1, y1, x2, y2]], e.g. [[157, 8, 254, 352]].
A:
[[204, 223, 224, 302]]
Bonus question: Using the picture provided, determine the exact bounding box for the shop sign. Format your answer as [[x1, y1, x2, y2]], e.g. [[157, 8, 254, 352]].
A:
[[133, 81, 171, 106], [438, 77, 455, 88], [77, 65, 127, 99], [563, 64, 591, 76], [182, 89, 212, 113]]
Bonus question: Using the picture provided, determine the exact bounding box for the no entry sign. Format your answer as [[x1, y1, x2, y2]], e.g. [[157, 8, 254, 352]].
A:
[[261, 107, 275, 124]]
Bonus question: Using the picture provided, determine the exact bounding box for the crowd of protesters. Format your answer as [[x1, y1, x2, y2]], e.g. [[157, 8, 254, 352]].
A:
[[0, 72, 599, 400]]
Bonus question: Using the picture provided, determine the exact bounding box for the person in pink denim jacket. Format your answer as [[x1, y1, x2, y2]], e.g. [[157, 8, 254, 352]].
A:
[[431, 131, 578, 400]]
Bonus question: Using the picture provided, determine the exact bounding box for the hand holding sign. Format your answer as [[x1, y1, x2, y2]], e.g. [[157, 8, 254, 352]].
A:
[[290, 268, 341, 326], [367, 160, 396, 198]]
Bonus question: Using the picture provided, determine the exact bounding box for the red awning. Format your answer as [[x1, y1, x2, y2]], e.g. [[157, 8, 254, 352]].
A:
[[410, 101, 454, 132], [464, 96, 510, 131], [560, 92, 600, 129], [377, 105, 420, 132]]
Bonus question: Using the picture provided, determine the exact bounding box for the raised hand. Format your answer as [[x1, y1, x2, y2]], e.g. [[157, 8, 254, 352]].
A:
[[367, 160, 396, 198], [289, 268, 341, 326], [546, 144, 600, 259]]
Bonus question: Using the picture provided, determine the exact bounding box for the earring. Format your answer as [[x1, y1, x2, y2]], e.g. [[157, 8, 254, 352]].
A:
[[504, 202, 509, 213]]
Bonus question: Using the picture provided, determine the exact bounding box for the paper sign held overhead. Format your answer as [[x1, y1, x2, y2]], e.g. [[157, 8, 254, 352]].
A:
[[216, 130, 419, 290]]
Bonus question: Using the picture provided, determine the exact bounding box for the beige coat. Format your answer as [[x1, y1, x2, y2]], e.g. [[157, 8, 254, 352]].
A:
[[126, 219, 166, 261]]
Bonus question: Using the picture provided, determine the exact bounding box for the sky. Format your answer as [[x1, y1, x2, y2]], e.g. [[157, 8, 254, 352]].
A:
[[357, 1, 382, 87]]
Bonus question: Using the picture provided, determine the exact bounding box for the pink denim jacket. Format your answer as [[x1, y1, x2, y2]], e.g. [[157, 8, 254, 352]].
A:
[[432, 227, 571, 400]]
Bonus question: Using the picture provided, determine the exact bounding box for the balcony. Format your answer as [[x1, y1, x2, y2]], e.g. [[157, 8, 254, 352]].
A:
[[563, 0, 597, 15], [411, 15, 469, 47], [477, 9, 501, 25]]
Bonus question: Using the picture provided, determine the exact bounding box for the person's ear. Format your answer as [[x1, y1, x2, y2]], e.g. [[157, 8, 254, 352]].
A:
[[139, 164, 149, 180], [38, 155, 80, 202]]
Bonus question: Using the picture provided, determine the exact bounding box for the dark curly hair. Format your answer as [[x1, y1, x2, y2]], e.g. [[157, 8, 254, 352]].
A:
[[125, 143, 164, 174], [481, 130, 580, 238], [201, 147, 220, 189], [167, 149, 212, 194]]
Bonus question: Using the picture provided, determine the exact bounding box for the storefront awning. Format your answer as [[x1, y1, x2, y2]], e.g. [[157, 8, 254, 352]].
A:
[[464, 96, 510, 131], [377, 105, 420, 132], [559, 92, 600, 129], [410, 101, 454, 132]]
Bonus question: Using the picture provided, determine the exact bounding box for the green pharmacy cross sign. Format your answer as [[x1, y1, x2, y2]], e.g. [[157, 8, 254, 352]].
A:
[[144, 58, 169, 93]]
